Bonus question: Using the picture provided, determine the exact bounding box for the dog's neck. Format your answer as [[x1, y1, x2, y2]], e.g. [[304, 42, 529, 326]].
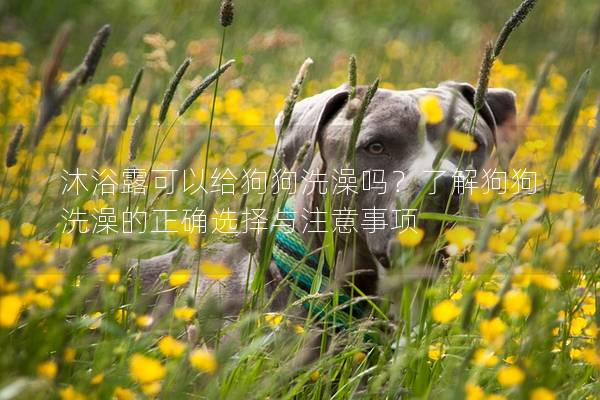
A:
[[291, 157, 380, 297]]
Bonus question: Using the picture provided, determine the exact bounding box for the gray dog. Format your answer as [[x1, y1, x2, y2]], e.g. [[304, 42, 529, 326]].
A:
[[107, 81, 518, 325]]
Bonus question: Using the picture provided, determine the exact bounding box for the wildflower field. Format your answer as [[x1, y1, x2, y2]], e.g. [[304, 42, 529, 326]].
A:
[[1, 0, 600, 399]]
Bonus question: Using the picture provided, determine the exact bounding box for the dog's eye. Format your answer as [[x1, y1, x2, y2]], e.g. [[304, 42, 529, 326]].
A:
[[366, 141, 385, 155]]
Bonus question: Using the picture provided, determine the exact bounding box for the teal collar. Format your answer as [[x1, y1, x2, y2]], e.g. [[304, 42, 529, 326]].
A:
[[272, 202, 368, 328]]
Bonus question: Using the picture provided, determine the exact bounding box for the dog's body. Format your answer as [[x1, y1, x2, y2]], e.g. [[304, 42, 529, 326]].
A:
[[105, 81, 519, 322]]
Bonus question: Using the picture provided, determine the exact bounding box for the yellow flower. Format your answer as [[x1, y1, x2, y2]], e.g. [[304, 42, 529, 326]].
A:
[[114, 387, 137, 400], [21, 240, 52, 264], [354, 351, 367, 364], [530, 271, 560, 290], [582, 297, 596, 316], [264, 312, 284, 327], [169, 269, 191, 287], [20, 222, 36, 237], [444, 226, 475, 255], [88, 311, 103, 330], [199, 261, 232, 280], [447, 130, 477, 152], [141, 381, 162, 397], [111, 51, 129, 67], [419, 94, 444, 124], [472, 348, 498, 367], [0, 218, 10, 246], [487, 234, 513, 254], [569, 316, 588, 336], [33, 292, 54, 309], [0, 41, 24, 57], [64, 347, 76, 363], [582, 348, 600, 369], [475, 290, 499, 309], [310, 370, 321, 381], [292, 324, 305, 334], [503, 290, 531, 317], [174, 306, 197, 321], [497, 365, 525, 387], [90, 373, 104, 385], [58, 386, 86, 400], [465, 383, 485, 400], [579, 227, 600, 244], [58, 233, 74, 248], [0, 294, 23, 327], [510, 201, 542, 222], [37, 360, 58, 379], [432, 300, 460, 323], [91, 245, 112, 258], [136, 315, 154, 328], [0, 273, 18, 293], [530, 387, 556, 400], [189, 348, 217, 374], [428, 343, 445, 361], [129, 353, 166, 384], [158, 335, 186, 358], [469, 187, 494, 204], [480, 318, 506, 349], [457, 260, 478, 274], [396, 228, 425, 247], [76, 135, 96, 152], [504, 355, 516, 364], [106, 268, 121, 285], [34, 266, 64, 290], [450, 291, 463, 301], [114, 309, 129, 324], [83, 199, 108, 212]]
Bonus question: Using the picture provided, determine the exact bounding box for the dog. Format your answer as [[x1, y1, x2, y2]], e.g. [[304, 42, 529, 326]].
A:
[[95, 81, 519, 328]]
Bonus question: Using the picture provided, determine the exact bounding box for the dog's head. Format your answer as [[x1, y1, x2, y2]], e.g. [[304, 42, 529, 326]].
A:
[[276, 81, 518, 271]]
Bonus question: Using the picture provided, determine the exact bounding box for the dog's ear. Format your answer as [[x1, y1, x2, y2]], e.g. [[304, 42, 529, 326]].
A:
[[275, 85, 349, 171], [440, 81, 519, 170]]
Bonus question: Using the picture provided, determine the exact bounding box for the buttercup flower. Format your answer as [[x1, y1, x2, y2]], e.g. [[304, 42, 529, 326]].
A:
[[129, 353, 166, 384], [169, 269, 191, 287], [497, 365, 525, 387], [189, 348, 217, 374], [419, 94, 444, 124], [0, 294, 23, 327], [37, 360, 58, 379], [174, 306, 197, 321], [199, 261, 232, 280], [432, 300, 461, 323], [503, 290, 532, 317], [447, 130, 477, 152], [158, 335, 186, 358], [396, 227, 425, 247]]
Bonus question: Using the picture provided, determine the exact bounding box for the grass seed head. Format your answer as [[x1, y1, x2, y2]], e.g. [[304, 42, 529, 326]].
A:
[[279, 57, 314, 134], [494, 0, 538, 58], [80, 24, 112, 84], [6, 124, 24, 168], [348, 54, 357, 100], [159, 57, 191, 124], [474, 42, 494, 112], [178, 59, 235, 117], [220, 0, 234, 27]]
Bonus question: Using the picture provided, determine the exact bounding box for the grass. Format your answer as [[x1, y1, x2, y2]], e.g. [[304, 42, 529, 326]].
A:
[[1, 1, 600, 399]]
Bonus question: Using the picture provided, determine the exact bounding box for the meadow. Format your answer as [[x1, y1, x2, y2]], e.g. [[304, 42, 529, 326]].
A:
[[1, 0, 600, 399]]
